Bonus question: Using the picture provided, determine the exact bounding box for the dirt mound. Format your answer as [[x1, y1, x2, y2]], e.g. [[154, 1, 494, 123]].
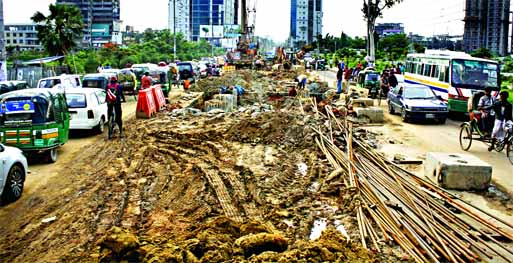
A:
[[97, 217, 375, 263], [225, 111, 317, 149]]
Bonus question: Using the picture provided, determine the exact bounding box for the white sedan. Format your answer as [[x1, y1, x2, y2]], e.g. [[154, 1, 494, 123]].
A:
[[65, 88, 108, 133], [0, 144, 28, 204]]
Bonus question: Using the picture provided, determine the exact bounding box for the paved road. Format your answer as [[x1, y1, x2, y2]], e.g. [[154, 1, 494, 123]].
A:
[[317, 70, 513, 194]]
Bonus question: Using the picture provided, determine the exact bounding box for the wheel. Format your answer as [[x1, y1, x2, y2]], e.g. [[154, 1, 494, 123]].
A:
[[459, 123, 473, 151], [494, 140, 505, 152], [401, 108, 409, 122], [507, 141, 513, 165], [95, 117, 105, 134], [388, 101, 395, 114], [1, 164, 25, 203], [46, 148, 58, 163]]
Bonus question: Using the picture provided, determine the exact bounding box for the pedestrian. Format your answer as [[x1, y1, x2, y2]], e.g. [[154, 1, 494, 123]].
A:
[[343, 67, 352, 93], [97, 64, 103, 73], [336, 64, 343, 94], [106, 76, 123, 139], [141, 71, 152, 89], [388, 71, 398, 89]]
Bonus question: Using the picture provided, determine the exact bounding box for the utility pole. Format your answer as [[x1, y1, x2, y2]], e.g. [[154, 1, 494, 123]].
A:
[[210, 0, 213, 57], [0, 0, 6, 81], [173, 0, 176, 60]]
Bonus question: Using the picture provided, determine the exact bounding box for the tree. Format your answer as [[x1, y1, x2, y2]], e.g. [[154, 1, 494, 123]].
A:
[[362, 0, 403, 62], [413, 43, 426, 53], [378, 34, 408, 60], [31, 4, 83, 56], [471, 47, 493, 59]]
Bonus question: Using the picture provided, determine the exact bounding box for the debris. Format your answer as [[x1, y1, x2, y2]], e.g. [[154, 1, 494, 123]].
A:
[[41, 216, 57, 223]]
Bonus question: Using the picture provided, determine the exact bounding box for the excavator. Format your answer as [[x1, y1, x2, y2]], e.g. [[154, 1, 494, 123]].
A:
[[226, 0, 258, 69]]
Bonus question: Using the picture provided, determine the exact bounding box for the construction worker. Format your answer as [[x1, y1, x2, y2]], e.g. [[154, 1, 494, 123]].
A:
[[141, 71, 152, 89], [295, 74, 308, 90]]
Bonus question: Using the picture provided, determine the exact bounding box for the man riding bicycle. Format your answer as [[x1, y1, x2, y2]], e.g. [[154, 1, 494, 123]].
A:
[[107, 76, 123, 139], [485, 91, 512, 151]]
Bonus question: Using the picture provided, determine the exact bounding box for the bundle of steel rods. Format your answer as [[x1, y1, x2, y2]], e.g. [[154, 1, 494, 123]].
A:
[[313, 105, 513, 263]]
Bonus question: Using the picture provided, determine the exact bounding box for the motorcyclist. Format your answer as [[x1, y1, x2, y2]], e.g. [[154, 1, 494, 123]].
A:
[[107, 76, 123, 139]]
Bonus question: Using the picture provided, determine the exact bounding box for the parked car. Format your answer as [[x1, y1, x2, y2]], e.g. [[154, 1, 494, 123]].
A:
[[65, 88, 108, 133], [0, 81, 31, 95], [37, 74, 81, 90], [82, 73, 112, 89], [177, 62, 196, 83], [0, 143, 28, 204], [387, 83, 448, 123], [0, 89, 70, 163]]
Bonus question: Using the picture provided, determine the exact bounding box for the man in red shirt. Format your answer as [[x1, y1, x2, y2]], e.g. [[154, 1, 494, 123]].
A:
[[141, 71, 152, 89]]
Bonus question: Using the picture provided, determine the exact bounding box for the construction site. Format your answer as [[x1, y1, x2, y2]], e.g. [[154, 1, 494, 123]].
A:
[[0, 68, 512, 263]]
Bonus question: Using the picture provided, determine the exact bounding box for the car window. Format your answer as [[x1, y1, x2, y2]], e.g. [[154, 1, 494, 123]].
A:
[[404, 87, 435, 99], [39, 79, 60, 88], [83, 79, 106, 89], [96, 90, 106, 104], [66, 94, 87, 108]]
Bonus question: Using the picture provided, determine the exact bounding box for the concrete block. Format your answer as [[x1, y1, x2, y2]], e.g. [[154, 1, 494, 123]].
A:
[[424, 152, 492, 190], [351, 98, 374, 107], [292, 65, 305, 72], [354, 107, 384, 123]]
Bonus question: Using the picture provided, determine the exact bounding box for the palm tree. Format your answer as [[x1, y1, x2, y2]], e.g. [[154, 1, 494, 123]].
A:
[[31, 4, 83, 56]]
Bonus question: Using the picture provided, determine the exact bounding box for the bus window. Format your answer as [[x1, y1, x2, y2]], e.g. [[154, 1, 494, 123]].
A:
[[434, 65, 440, 78], [439, 67, 445, 82], [424, 65, 431, 76]]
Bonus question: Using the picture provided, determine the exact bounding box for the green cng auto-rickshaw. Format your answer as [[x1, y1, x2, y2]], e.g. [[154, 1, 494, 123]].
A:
[[0, 89, 70, 163], [357, 69, 381, 98]]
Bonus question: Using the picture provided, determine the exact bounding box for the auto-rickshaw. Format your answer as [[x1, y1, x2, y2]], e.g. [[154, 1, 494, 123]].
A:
[[357, 69, 381, 98], [0, 89, 70, 163], [118, 68, 138, 99]]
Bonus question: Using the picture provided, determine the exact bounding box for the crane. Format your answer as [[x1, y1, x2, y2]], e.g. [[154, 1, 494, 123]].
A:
[[226, 0, 258, 68]]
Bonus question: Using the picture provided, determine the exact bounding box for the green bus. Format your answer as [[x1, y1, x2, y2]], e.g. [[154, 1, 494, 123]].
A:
[[404, 50, 499, 113]]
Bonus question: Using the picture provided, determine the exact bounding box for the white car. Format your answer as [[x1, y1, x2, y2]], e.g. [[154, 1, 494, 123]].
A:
[[65, 88, 108, 133], [0, 144, 28, 204], [37, 74, 82, 90]]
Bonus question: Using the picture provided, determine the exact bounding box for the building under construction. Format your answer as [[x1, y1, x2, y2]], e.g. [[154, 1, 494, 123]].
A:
[[463, 0, 510, 56]]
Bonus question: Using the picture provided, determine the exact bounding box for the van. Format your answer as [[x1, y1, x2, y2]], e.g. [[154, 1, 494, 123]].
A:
[[37, 74, 82, 91]]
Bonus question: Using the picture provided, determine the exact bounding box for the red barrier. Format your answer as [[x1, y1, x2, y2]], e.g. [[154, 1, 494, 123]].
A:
[[151, 84, 166, 111], [136, 87, 157, 118]]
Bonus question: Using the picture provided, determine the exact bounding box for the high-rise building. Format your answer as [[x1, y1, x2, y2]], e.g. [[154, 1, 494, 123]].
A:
[[290, 0, 322, 48], [169, 0, 191, 40], [169, 0, 239, 42], [463, 0, 510, 56], [4, 24, 42, 51], [56, 0, 121, 46]]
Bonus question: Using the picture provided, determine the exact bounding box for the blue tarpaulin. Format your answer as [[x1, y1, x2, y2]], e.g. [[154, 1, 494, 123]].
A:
[[22, 56, 65, 65]]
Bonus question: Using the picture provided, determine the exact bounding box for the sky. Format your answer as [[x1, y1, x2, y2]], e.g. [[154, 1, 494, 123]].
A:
[[4, 0, 466, 42]]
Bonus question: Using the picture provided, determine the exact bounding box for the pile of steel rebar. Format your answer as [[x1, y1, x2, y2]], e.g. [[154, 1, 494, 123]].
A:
[[313, 105, 513, 263]]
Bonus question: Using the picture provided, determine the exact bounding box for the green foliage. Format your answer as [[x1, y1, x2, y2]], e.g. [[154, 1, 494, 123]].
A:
[[60, 30, 222, 74], [31, 4, 83, 56], [413, 43, 426, 53], [471, 48, 493, 59], [378, 34, 409, 60]]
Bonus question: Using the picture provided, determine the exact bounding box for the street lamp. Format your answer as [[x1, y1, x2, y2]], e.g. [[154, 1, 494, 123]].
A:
[[173, 0, 176, 60]]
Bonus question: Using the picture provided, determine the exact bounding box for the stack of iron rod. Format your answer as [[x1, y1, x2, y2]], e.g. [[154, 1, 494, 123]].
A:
[[313, 105, 513, 263]]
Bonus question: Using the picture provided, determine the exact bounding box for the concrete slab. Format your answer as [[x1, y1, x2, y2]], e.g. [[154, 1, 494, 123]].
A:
[[424, 152, 492, 190], [351, 98, 374, 107], [354, 107, 384, 123]]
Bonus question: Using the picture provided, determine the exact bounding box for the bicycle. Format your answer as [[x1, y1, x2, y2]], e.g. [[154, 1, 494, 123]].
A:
[[108, 104, 119, 139]]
